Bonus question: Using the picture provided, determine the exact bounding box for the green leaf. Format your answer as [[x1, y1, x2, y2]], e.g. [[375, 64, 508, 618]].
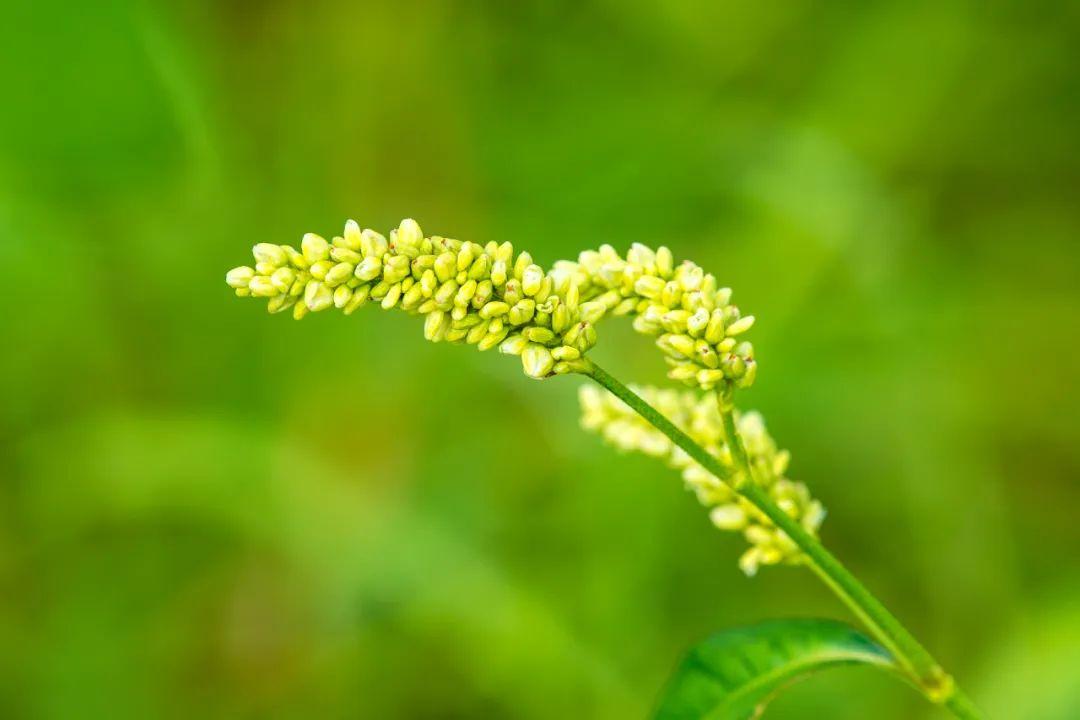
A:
[[654, 619, 901, 720]]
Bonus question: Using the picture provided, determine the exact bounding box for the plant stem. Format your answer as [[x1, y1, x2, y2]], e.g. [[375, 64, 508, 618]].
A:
[[581, 360, 984, 720]]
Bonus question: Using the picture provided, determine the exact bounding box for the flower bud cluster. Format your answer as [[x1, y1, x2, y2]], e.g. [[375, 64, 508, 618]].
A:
[[552, 244, 757, 390], [225, 219, 597, 379], [579, 384, 824, 576]]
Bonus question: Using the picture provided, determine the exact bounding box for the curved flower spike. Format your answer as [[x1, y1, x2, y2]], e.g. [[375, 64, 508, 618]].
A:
[[578, 384, 825, 575], [226, 219, 756, 389]]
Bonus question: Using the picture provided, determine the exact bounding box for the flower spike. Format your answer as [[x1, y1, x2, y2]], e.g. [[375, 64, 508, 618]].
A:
[[226, 219, 756, 388], [578, 384, 825, 575]]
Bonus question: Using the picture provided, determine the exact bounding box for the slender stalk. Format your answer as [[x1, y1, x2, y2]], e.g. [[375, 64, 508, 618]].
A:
[[581, 360, 984, 719]]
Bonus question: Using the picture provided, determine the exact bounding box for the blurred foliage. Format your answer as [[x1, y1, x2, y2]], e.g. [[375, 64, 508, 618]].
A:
[[2, 0, 1079, 718]]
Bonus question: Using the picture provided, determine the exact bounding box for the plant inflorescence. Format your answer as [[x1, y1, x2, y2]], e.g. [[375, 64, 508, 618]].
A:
[[226, 219, 755, 388], [225, 218, 983, 720]]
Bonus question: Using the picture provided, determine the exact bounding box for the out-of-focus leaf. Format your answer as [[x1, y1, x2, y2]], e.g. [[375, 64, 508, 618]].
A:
[[654, 619, 899, 720]]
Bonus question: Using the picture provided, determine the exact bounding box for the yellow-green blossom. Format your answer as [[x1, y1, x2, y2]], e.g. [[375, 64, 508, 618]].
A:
[[226, 219, 595, 379], [226, 220, 755, 390], [579, 384, 824, 576]]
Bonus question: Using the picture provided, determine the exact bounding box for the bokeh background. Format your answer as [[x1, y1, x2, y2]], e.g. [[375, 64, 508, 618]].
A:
[[3, 0, 1079, 718]]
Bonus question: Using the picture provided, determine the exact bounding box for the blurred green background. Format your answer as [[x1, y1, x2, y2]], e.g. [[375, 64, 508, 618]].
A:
[[3, 0, 1079, 718]]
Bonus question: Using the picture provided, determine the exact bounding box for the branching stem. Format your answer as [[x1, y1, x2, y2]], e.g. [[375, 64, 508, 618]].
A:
[[581, 359, 984, 720]]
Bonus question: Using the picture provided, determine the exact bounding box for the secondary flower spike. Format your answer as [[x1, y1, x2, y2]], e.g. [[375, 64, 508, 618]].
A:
[[226, 219, 757, 389], [579, 384, 825, 575]]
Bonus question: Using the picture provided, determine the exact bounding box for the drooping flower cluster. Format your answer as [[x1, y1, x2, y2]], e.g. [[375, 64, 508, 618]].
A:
[[553, 244, 757, 390], [227, 218, 814, 574], [226, 220, 756, 390], [579, 384, 824, 575], [225, 219, 596, 378]]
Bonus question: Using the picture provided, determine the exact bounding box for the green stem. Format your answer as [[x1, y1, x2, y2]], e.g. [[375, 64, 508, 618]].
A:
[[581, 360, 984, 720]]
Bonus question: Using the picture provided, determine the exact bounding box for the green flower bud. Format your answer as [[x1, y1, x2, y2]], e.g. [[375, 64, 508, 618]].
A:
[[270, 267, 296, 292], [249, 276, 278, 297], [396, 218, 423, 249], [723, 353, 746, 378], [309, 260, 333, 280], [331, 247, 363, 264], [425, 311, 450, 341], [634, 275, 665, 299], [522, 344, 555, 378], [383, 256, 411, 285], [695, 339, 719, 368], [466, 319, 490, 344], [726, 315, 755, 336], [499, 334, 528, 355], [434, 280, 458, 306], [360, 229, 388, 258], [490, 259, 508, 287], [551, 303, 570, 335], [678, 264, 704, 292], [434, 252, 456, 283], [660, 281, 681, 309], [226, 266, 255, 288], [656, 246, 674, 278], [565, 281, 580, 312], [661, 333, 695, 358], [477, 326, 510, 351], [354, 256, 382, 281], [282, 246, 308, 272], [341, 219, 364, 251], [480, 301, 510, 319], [253, 243, 287, 267], [524, 326, 556, 344], [710, 504, 747, 531], [302, 233, 330, 264], [737, 360, 757, 388], [687, 308, 710, 338], [472, 280, 494, 308], [448, 243, 469, 273], [522, 264, 544, 296], [324, 262, 355, 286], [333, 285, 353, 309], [551, 345, 580, 361], [305, 280, 333, 311], [468, 253, 490, 280], [381, 283, 402, 309], [576, 301, 604, 324], [418, 269, 437, 297], [667, 362, 698, 382], [401, 283, 425, 310], [513, 251, 533, 280], [454, 279, 477, 307], [575, 322, 597, 352], [267, 294, 296, 314]]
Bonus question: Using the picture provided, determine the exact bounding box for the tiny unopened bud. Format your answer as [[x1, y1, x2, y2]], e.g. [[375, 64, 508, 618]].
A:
[[304, 281, 333, 311], [302, 233, 330, 264], [249, 276, 278, 297], [726, 315, 755, 336], [226, 266, 255, 289], [522, 344, 555, 378], [253, 243, 287, 267]]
